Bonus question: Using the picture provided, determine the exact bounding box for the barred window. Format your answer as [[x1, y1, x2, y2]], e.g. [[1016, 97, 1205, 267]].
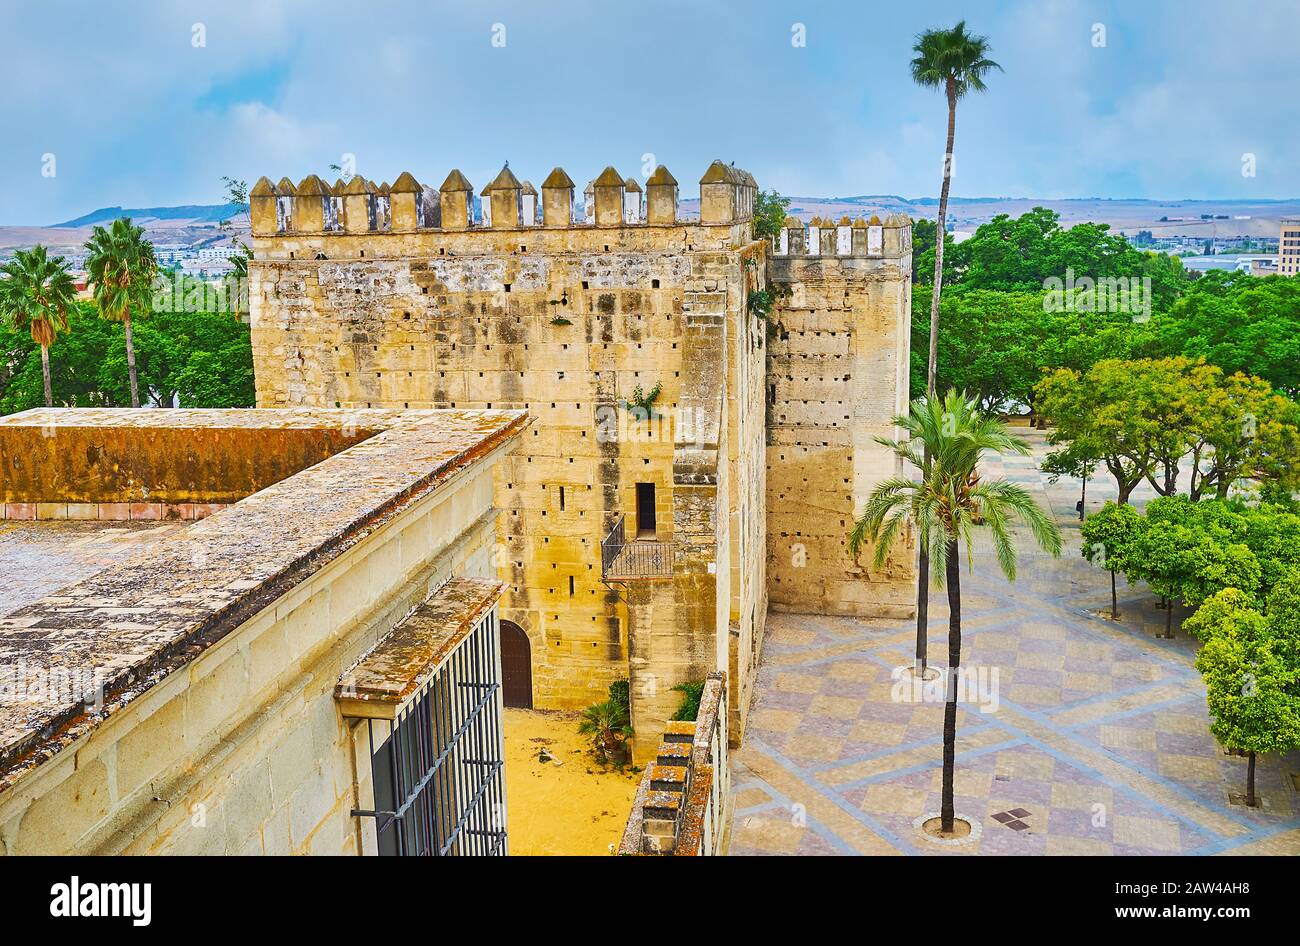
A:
[[347, 599, 508, 856]]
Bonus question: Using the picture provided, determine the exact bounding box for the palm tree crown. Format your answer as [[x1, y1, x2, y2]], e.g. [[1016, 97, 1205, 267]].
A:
[[0, 246, 75, 346], [850, 391, 1062, 586], [910, 20, 1002, 101], [84, 217, 157, 407], [84, 217, 157, 322], [0, 246, 77, 407]]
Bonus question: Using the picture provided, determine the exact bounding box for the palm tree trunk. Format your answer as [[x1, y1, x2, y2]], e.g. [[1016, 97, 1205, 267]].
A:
[[40, 343, 53, 408], [915, 541, 929, 675], [1246, 751, 1257, 807], [917, 87, 958, 677], [940, 537, 961, 834], [123, 311, 140, 408], [927, 86, 957, 395]]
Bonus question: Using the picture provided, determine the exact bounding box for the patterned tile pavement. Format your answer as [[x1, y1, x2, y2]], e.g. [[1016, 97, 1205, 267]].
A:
[[729, 427, 1300, 856]]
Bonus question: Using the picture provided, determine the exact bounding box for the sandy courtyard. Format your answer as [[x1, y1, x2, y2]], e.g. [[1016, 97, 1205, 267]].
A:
[[503, 708, 640, 856]]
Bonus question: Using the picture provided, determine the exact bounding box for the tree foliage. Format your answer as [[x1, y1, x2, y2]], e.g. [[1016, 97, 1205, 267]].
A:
[[1080, 501, 1142, 575], [0, 302, 254, 414], [1188, 577, 1300, 804], [1196, 622, 1300, 774], [0, 246, 77, 406], [1144, 274, 1300, 397], [1036, 358, 1300, 504], [909, 284, 1143, 410], [752, 189, 791, 243], [914, 207, 1190, 304]]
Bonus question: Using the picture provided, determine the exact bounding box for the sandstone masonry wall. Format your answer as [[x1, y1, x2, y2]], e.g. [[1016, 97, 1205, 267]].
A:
[[766, 221, 917, 617], [247, 164, 913, 756], [0, 456, 503, 854]]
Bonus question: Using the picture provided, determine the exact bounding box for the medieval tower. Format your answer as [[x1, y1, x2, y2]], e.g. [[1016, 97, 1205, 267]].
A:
[[247, 161, 914, 759]]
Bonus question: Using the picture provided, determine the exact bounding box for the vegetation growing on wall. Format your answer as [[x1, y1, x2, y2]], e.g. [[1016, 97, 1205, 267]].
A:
[[670, 681, 705, 722], [623, 381, 662, 419]]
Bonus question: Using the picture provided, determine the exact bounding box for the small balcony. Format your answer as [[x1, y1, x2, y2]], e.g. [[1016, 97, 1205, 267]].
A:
[[601, 515, 674, 580]]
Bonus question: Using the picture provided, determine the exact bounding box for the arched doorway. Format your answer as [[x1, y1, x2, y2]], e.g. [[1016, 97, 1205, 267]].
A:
[[499, 620, 532, 709]]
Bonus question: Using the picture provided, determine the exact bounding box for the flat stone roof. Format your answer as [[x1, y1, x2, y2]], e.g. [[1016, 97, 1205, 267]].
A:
[[335, 577, 505, 719], [0, 408, 527, 790], [0, 407, 417, 431], [0, 407, 417, 504], [0, 521, 182, 617]]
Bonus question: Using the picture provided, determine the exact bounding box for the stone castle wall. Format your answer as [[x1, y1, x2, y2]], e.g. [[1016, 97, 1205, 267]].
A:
[[247, 165, 913, 756], [766, 220, 916, 617]]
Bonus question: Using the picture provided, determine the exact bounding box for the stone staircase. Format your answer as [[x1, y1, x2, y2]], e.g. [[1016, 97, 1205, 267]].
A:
[[640, 721, 696, 853]]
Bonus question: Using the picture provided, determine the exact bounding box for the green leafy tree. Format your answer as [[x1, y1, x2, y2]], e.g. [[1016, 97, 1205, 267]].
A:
[[0, 303, 254, 415], [752, 189, 791, 243], [1041, 437, 1103, 520], [1192, 597, 1300, 807], [934, 207, 1190, 308], [1080, 501, 1143, 619], [911, 284, 1146, 415], [1037, 360, 1179, 504], [1146, 275, 1300, 397], [850, 391, 1060, 834], [1038, 358, 1300, 505], [1262, 569, 1300, 661], [1124, 502, 1260, 638], [1241, 507, 1300, 596], [0, 246, 77, 407], [909, 21, 1001, 680], [1184, 587, 1263, 644], [85, 217, 159, 407], [910, 218, 945, 284], [1181, 368, 1300, 501]]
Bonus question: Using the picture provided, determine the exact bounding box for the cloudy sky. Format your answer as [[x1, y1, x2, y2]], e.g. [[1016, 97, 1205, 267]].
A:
[[1, 0, 1297, 224]]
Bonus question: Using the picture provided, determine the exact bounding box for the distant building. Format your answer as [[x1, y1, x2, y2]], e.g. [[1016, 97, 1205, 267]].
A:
[[1179, 255, 1276, 274], [196, 246, 242, 262], [1280, 217, 1300, 276]]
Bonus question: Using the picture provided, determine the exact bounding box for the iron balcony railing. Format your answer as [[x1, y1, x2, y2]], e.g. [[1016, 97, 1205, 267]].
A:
[[601, 515, 674, 579]]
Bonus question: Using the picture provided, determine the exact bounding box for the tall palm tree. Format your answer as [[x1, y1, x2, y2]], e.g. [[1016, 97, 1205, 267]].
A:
[[85, 217, 158, 407], [909, 21, 1001, 674], [0, 246, 77, 407], [851, 392, 1060, 834]]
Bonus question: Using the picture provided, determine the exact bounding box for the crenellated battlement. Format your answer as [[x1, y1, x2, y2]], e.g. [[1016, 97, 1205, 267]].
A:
[[771, 213, 913, 261], [249, 159, 756, 239]]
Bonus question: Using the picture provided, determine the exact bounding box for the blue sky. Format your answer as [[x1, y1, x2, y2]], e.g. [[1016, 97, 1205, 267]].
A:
[[1, 0, 1297, 224]]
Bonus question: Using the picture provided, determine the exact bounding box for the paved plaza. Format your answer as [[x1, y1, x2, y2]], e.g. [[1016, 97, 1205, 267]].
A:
[[730, 427, 1300, 856]]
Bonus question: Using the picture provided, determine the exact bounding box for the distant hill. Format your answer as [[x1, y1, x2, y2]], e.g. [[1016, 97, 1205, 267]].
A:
[[50, 203, 243, 229], [5, 195, 1298, 257]]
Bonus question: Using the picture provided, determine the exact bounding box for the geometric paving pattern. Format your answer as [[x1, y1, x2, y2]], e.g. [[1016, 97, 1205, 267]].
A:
[[730, 428, 1300, 856]]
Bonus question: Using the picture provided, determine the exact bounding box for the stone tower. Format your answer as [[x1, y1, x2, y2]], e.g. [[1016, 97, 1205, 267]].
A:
[[247, 161, 913, 758]]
